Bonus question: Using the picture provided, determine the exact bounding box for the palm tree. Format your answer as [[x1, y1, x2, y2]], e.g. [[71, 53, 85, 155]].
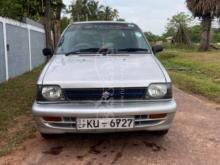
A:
[[186, 0, 220, 51], [70, 0, 89, 21], [173, 23, 191, 46], [87, 0, 101, 20], [112, 9, 119, 20], [103, 6, 112, 20], [101, 6, 119, 21], [70, 0, 119, 21]]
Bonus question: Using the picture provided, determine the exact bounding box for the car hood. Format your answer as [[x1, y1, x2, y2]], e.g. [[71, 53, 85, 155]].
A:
[[42, 54, 166, 88]]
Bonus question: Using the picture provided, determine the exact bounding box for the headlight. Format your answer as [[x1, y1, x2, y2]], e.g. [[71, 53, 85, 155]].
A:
[[41, 86, 62, 101], [147, 84, 168, 99]]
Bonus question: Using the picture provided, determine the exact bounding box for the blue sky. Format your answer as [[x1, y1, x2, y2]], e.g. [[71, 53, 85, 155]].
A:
[[63, 0, 190, 35]]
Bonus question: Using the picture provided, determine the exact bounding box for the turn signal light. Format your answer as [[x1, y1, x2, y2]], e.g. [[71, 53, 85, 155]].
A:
[[43, 116, 62, 122], [149, 113, 167, 119]]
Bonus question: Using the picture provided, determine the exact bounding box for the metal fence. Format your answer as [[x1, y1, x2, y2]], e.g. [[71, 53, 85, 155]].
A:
[[0, 17, 46, 83]]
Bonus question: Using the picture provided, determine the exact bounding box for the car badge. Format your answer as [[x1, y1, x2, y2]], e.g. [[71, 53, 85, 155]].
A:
[[102, 91, 111, 100]]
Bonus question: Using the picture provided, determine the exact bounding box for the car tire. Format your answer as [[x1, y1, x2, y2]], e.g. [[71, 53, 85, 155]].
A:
[[41, 133, 56, 139], [151, 130, 169, 136]]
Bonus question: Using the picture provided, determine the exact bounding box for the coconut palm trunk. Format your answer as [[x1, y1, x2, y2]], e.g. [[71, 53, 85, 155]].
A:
[[186, 0, 219, 51], [200, 16, 212, 51]]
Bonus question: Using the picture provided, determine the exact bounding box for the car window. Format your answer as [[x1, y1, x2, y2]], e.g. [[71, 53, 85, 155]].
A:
[[56, 23, 151, 55]]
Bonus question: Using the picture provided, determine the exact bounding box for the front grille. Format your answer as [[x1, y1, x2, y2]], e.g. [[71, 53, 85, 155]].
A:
[[134, 115, 165, 127], [63, 88, 146, 101]]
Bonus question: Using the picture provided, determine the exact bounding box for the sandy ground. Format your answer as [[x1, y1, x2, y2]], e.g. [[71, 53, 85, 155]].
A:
[[0, 88, 220, 165]]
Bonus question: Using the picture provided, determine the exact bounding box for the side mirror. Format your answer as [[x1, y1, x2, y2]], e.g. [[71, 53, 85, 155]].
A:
[[152, 45, 163, 54], [42, 48, 53, 56]]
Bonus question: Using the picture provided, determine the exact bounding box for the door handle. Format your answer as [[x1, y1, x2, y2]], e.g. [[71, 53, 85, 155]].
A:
[[6, 44, 9, 52]]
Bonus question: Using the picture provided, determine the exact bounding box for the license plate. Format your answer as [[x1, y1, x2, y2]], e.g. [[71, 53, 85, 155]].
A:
[[77, 118, 134, 130]]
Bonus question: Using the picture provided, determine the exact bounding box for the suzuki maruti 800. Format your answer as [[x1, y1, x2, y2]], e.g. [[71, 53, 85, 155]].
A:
[[32, 22, 176, 138]]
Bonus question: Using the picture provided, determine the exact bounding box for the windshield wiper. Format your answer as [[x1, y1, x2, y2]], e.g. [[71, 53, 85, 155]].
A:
[[65, 48, 148, 56], [117, 48, 148, 53], [65, 48, 116, 56], [65, 48, 100, 56]]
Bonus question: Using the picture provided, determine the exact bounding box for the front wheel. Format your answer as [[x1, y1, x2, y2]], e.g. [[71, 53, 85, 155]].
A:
[[150, 130, 169, 136]]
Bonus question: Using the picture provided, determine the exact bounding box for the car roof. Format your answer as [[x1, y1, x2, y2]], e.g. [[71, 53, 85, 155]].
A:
[[72, 21, 134, 25]]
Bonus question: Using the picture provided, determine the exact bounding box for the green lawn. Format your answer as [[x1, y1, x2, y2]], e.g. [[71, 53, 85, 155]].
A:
[[0, 66, 43, 156], [158, 48, 220, 103]]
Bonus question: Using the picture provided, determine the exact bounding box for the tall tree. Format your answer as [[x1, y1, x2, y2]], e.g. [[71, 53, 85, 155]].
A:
[[69, 0, 120, 21], [52, 0, 65, 45], [103, 6, 112, 20], [100, 7, 119, 20], [44, 0, 52, 48], [0, 0, 39, 21], [87, 0, 103, 20], [165, 12, 192, 37], [38, 0, 65, 48], [186, 0, 220, 51], [70, 0, 89, 21], [0, 0, 64, 49], [173, 24, 191, 46]]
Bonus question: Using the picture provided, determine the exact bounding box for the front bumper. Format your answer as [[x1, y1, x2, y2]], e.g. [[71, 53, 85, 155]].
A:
[[32, 100, 177, 134]]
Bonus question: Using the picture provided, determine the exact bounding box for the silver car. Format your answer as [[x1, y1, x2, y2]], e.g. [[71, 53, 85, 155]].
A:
[[32, 21, 176, 138]]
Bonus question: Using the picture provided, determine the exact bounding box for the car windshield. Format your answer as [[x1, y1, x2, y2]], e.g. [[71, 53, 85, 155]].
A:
[[56, 23, 151, 55]]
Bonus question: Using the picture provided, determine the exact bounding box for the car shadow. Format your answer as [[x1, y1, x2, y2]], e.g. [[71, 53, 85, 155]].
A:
[[45, 131, 164, 141], [41, 131, 167, 156]]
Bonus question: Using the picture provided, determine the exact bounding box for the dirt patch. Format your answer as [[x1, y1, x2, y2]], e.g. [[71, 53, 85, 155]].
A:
[[142, 141, 166, 152], [102, 154, 107, 158], [43, 146, 63, 155], [0, 113, 36, 157], [76, 155, 84, 160], [111, 143, 127, 165], [88, 139, 105, 155], [132, 143, 139, 146], [85, 158, 95, 165]]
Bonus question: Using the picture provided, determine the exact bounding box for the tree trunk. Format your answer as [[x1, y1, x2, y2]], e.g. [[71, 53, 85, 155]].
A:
[[54, 4, 62, 47], [199, 16, 212, 51], [54, 20, 61, 46], [44, 0, 52, 49], [217, 1, 220, 16]]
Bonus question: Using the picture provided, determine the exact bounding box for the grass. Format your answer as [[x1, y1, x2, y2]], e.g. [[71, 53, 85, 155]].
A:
[[0, 66, 43, 157], [158, 48, 220, 103]]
